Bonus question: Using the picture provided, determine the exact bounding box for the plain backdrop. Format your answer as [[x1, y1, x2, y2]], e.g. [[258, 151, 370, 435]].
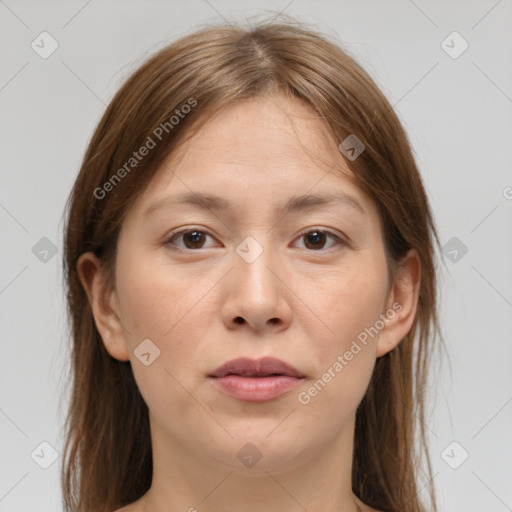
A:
[[1, 1, 511, 511]]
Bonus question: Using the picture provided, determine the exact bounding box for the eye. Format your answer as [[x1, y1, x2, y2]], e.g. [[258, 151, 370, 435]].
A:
[[293, 229, 345, 251], [165, 229, 218, 250]]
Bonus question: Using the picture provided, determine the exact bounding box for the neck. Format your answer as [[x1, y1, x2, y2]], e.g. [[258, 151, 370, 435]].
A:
[[143, 414, 363, 512]]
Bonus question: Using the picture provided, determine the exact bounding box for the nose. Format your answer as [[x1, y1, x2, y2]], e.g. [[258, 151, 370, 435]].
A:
[[221, 240, 293, 333]]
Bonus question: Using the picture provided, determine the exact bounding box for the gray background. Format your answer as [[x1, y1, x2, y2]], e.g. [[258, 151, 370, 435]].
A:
[[1, 1, 511, 511]]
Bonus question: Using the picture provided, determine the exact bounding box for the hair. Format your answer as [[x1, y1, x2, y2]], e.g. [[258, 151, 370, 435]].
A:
[[61, 15, 442, 512]]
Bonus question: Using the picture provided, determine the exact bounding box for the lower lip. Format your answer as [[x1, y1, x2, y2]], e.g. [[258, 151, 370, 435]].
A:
[[211, 375, 302, 402]]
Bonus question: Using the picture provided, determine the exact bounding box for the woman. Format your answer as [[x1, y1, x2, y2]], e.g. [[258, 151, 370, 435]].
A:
[[61, 17, 441, 512]]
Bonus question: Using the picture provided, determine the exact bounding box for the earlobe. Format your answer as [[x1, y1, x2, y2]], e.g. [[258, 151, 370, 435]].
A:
[[76, 252, 130, 362], [376, 249, 421, 358]]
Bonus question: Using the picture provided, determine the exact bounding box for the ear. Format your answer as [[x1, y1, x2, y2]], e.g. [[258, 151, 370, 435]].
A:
[[76, 252, 130, 361], [376, 249, 421, 358]]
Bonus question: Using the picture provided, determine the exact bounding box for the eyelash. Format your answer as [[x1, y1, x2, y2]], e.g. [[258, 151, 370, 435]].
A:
[[164, 227, 348, 253]]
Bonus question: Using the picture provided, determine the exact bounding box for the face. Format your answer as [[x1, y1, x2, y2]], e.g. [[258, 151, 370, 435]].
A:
[[87, 95, 413, 475]]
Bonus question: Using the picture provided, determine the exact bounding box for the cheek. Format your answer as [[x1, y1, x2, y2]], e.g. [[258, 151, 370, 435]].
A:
[[114, 252, 219, 389], [113, 255, 213, 425], [293, 257, 387, 408], [116, 275, 173, 340], [115, 251, 209, 342], [298, 255, 389, 351]]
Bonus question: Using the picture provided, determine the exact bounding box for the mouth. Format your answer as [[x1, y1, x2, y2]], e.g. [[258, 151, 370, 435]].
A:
[[208, 357, 305, 402], [209, 356, 305, 379]]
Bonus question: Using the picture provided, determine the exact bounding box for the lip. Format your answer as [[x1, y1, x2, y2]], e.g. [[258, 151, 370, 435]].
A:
[[208, 357, 305, 402]]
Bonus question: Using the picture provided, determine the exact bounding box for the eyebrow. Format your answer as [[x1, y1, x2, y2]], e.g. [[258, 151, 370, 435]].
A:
[[144, 190, 366, 217]]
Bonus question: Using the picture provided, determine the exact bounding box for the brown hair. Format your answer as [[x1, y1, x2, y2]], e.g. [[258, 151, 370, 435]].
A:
[[61, 16, 441, 512]]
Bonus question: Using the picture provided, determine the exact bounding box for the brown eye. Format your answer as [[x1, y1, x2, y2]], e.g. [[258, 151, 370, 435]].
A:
[[304, 230, 327, 250], [167, 229, 216, 250], [295, 229, 344, 251], [182, 230, 206, 249]]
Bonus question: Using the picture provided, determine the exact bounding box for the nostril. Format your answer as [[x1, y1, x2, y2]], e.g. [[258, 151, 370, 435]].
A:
[[234, 317, 244, 324]]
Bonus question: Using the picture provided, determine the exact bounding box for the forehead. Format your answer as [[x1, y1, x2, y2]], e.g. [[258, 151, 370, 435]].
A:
[[128, 95, 372, 218], [176, 95, 342, 170]]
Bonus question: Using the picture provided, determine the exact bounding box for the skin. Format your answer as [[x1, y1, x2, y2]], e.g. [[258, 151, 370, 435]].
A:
[[78, 94, 420, 512]]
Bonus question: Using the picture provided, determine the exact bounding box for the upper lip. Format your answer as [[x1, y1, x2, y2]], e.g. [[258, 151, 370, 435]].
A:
[[209, 357, 305, 378]]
